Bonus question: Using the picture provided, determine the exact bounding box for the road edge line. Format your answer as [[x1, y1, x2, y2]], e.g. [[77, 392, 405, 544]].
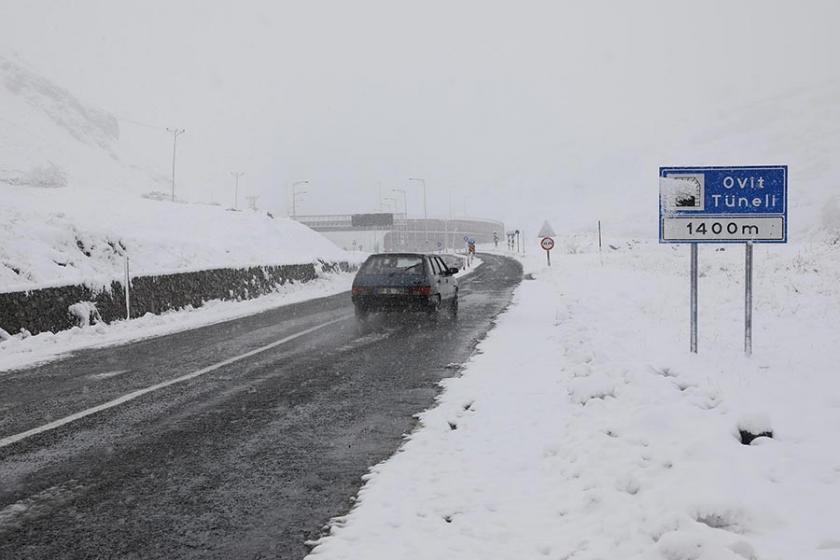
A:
[[0, 316, 350, 449]]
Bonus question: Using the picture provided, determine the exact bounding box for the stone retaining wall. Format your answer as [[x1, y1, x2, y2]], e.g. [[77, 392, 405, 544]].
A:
[[0, 260, 354, 336]]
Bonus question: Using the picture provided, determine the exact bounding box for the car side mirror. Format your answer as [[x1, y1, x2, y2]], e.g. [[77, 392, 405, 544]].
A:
[[448, 267, 459, 275]]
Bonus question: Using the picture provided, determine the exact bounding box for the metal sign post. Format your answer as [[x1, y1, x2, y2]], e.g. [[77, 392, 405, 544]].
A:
[[690, 244, 698, 353], [745, 242, 753, 356], [660, 166, 787, 355], [124, 256, 131, 320]]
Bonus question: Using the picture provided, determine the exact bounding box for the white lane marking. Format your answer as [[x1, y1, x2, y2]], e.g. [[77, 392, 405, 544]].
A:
[[0, 316, 350, 449], [87, 369, 130, 380], [335, 330, 393, 352]]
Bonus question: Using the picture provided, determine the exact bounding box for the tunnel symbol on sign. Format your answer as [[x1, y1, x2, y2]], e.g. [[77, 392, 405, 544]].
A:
[[663, 173, 705, 212]]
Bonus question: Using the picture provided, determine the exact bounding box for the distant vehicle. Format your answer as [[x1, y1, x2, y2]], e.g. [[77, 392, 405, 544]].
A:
[[351, 253, 459, 319]]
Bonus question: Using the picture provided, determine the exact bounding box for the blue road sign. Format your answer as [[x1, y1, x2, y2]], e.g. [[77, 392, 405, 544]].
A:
[[463, 235, 469, 242], [659, 166, 787, 243]]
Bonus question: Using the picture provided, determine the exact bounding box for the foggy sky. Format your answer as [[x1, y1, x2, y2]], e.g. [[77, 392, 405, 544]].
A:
[[2, 0, 839, 232]]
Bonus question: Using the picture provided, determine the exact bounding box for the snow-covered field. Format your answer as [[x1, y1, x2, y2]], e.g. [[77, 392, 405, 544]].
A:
[[307, 237, 840, 560]]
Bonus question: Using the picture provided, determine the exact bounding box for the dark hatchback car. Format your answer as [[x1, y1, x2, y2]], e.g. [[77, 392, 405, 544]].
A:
[[351, 253, 459, 319]]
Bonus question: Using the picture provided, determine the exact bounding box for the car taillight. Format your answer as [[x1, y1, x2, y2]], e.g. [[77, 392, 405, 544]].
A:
[[408, 286, 432, 296], [352, 287, 369, 296]]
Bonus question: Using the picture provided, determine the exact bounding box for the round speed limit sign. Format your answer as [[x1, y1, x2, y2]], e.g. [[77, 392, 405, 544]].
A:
[[540, 237, 555, 251]]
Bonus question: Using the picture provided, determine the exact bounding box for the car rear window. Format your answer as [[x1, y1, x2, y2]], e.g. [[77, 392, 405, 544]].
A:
[[361, 255, 425, 275]]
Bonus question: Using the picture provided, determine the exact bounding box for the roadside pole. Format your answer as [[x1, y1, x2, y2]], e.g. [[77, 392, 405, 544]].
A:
[[690, 244, 698, 354], [745, 242, 753, 356], [598, 220, 603, 252], [598, 220, 604, 266], [124, 256, 131, 320]]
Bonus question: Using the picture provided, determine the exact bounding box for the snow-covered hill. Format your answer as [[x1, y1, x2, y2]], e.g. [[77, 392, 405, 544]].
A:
[[0, 187, 355, 292], [551, 82, 840, 241], [0, 55, 354, 292], [678, 83, 840, 239], [0, 54, 165, 193]]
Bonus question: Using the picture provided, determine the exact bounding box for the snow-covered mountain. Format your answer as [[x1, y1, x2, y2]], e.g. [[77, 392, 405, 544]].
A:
[[0, 54, 167, 193], [0, 56, 353, 292]]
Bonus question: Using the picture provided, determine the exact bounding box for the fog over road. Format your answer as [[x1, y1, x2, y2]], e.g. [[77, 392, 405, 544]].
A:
[[0, 254, 522, 559]]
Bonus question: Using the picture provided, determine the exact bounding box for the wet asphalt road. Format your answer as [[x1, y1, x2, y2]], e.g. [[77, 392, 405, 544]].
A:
[[0, 254, 522, 559]]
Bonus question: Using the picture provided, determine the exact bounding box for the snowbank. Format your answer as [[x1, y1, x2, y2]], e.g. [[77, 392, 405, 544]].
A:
[[307, 238, 840, 559], [0, 186, 356, 292]]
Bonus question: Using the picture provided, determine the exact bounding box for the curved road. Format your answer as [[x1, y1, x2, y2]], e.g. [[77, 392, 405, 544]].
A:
[[0, 254, 522, 559]]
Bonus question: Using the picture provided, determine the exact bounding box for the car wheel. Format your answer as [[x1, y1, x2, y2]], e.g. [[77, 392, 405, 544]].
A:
[[427, 295, 441, 318], [448, 295, 459, 317]]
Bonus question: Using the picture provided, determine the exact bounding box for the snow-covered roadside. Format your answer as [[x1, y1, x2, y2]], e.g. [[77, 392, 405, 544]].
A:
[[0, 253, 484, 374], [0, 271, 355, 374], [454, 255, 482, 278], [307, 239, 840, 560]]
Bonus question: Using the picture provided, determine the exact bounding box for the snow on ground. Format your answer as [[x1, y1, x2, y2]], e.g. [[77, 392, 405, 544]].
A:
[[307, 237, 840, 560]]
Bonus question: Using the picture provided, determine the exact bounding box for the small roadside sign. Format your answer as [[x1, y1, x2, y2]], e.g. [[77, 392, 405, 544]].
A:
[[538, 221, 556, 238], [540, 237, 554, 266]]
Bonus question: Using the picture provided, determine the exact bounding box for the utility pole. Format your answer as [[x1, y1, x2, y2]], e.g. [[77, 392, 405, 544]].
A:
[[290, 179, 309, 218], [409, 177, 427, 247], [231, 171, 244, 210], [166, 128, 185, 202]]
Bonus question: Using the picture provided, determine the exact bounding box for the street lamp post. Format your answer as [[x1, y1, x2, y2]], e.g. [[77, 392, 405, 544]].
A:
[[393, 188, 408, 248], [409, 177, 427, 247], [166, 127, 186, 202], [290, 180, 309, 218], [231, 171, 244, 210], [383, 196, 398, 251]]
